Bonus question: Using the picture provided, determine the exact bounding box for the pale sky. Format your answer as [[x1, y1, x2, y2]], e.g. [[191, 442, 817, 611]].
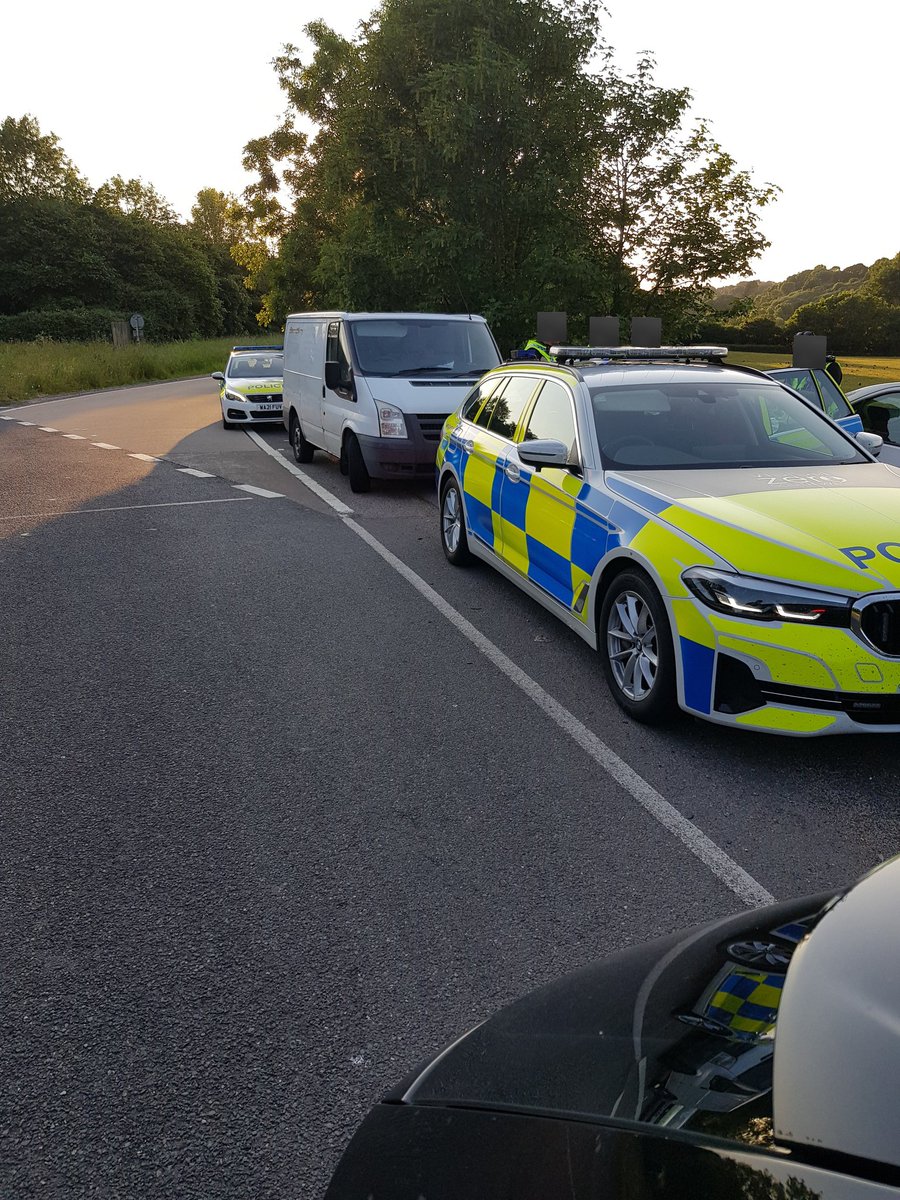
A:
[[4, 0, 898, 284]]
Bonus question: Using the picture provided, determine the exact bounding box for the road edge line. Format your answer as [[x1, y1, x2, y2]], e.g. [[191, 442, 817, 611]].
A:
[[244, 429, 354, 515]]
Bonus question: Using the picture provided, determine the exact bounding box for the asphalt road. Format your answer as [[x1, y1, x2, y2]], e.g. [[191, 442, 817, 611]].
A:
[[2, 377, 899, 1198]]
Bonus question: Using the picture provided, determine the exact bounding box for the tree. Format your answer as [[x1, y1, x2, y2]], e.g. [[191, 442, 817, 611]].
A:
[[190, 187, 241, 246], [93, 175, 178, 224], [244, 0, 607, 344], [584, 56, 779, 327], [864, 251, 900, 307], [788, 291, 900, 356], [0, 114, 89, 204]]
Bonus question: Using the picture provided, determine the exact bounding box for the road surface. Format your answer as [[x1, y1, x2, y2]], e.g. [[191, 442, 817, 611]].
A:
[[1, 377, 897, 1198]]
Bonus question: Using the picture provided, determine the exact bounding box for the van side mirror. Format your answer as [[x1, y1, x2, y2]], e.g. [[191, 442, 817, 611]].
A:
[[325, 361, 341, 390]]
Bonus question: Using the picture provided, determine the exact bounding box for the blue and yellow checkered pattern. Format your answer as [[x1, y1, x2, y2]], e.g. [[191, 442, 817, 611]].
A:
[[703, 969, 784, 1040]]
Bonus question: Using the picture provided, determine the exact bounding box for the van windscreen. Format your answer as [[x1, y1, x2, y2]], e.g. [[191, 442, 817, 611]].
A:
[[348, 319, 499, 377]]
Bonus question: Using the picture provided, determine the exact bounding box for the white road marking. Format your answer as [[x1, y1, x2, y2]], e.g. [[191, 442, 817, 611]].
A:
[[39, 427, 59, 433], [18, 421, 36, 426], [129, 453, 159, 462], [253, 438, 772, 904], [344, 514, 774, 907], [178, 467, 214, 478], [91, 442, 120, 450], [245, 429, 353, 515], [62, 434, 86, 440], [0, 497, 253, 521], [232, 483, 285, 498], [0, 414, 14, 420]]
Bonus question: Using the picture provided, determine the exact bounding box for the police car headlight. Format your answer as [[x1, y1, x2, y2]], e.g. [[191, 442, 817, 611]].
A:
[[682, 568, 852, 626], [375, 401, 406, 439], [224, 389, 246, 403]]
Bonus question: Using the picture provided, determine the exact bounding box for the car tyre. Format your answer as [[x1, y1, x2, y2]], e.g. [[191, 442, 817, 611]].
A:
[[346, 433, 371, 493], [222, 416, 234, 430], [439, 476, 472, 566], [290, 412, 315, 464], [598, 569, 678, 724]]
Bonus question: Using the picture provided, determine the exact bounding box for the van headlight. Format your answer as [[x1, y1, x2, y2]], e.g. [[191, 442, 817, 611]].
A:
[[682, 568, 851, 626], [375, 401, 407, 439]]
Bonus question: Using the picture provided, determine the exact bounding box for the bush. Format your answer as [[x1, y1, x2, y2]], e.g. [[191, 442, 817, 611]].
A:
[[0, 307, 125, 341]]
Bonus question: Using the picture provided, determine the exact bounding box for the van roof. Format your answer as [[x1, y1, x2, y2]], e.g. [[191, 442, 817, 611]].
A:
[[285, 311, 487, 322]]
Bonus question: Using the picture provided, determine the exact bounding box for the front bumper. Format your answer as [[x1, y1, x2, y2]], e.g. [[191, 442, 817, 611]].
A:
[[673, 598, 900, 735], [221, 397, 284, 423], [357, 413, 448, 480]]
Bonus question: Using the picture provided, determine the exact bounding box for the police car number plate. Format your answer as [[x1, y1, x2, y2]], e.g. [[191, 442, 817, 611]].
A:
[[256, 403, 281, 411]]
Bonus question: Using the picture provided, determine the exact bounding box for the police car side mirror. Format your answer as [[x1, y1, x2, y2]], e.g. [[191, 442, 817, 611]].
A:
[[856, 431, 883, 457], [518, 439, 571, 471], [211, 371, 225, 382]]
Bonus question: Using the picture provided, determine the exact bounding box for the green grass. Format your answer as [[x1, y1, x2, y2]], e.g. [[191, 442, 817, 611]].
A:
[[727, 350, 900, 393], [0, 336, 279, 405]]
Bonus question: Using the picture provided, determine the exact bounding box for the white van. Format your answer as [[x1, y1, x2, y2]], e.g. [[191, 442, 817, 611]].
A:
[[281, 312, 501, 492]]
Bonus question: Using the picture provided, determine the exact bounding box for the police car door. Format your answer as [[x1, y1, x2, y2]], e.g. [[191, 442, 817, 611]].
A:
[[499, 379, 587, 608], [454, 376, 515, 551]]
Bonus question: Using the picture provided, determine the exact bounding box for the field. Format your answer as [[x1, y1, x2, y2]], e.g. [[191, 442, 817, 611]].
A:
[[0, 337, 278, 406], [1, 341, 898, 407], [727, 350, 900, 393]]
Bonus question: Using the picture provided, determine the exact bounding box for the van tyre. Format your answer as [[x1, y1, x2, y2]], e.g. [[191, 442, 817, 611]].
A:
[[290, 412, 315, 464], [346, 433, 371, 493], [598, 570, 678, 725], [440, 477, 472, 566]]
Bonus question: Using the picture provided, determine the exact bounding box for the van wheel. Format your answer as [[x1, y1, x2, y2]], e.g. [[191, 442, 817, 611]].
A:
[[290, 412, 315, 464], [440, 477, 472, 566], [598, 569, 678, 725], [346, 434, 371, 493]]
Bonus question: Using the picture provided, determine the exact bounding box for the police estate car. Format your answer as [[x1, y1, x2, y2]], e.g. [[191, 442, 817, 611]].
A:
[[436, 347, 900, 735], [211, 345, 284, 429]]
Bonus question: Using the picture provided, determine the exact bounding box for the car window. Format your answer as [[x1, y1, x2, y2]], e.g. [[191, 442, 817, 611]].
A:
[[589, 381, 866, 469], [814, 371, 853, 420], [464, 378, 502, 425], [768, 369, 820, 409], [228, 355, 284, 379], [487, 376, 540, 440], [859, 392, 900, 444], [326, 322, 353, 388], [522, 380, 577, 452]]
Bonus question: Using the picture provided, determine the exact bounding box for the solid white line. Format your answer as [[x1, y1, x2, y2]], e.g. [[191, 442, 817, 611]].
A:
[[342, 513, 774, 907], [62, 433, 86, 440], [244, 429, 353, 515], [178, 467, 214, 478], [91, 442, 120, 450], [129, 453, 159, 462], [0, 497, 254, 521], [233, 483, 285, 498], [39, 426, 59, 432]]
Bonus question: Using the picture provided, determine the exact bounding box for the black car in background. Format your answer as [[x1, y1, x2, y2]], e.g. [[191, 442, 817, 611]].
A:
[[326, 859, 900, 1199]]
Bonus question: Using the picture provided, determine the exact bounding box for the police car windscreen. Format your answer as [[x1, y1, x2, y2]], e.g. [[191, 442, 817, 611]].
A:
[[229, 355, 284, 378], [589, 382, 866, 470], [348, 319, 499, 376]]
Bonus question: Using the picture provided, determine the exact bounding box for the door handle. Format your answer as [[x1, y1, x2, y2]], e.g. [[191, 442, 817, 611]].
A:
[[462, 438, 474, 453], [504, 460, 521, 483]]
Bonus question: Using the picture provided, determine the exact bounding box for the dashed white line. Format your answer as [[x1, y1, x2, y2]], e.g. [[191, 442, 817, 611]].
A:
[[0, 497, 254, 521], [178, 467, 214, 478], [233, 483, 285, 498], [244, 429, 353, 515], [62, 433, 86, 440], [0, 414, 14, 420], [91, 442, 121, 450], [39, 426, 59, 433], [129, 453, 159, 462], [18, 421, 36, 426]]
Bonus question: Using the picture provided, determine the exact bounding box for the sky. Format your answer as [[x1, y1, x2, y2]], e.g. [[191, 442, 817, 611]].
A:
[[3, 0, 899, 285]]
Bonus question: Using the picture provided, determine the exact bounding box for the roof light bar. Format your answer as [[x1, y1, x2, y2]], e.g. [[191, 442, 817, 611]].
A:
[[231, 344, 283, 352], [550, 345, 728, 362]]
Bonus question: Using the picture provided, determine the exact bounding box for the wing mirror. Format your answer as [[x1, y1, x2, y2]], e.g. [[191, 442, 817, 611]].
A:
[[211, 371, 225, 382], [856, 430, 883, 457], [517, 439, 572, 470]]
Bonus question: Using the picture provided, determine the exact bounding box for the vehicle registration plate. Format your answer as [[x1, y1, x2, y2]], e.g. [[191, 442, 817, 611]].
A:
[[256, 403, 281, 411]]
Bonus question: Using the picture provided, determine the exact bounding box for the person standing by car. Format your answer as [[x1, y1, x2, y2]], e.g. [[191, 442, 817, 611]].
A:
[[825, 354, 844, 386]]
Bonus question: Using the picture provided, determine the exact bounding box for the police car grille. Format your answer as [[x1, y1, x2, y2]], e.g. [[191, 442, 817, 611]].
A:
[[858, 600, 900, 656], [414, 414, 451, 442]]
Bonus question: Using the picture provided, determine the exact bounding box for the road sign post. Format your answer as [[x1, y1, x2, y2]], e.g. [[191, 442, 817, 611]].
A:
[[129, 313, 145, 343]]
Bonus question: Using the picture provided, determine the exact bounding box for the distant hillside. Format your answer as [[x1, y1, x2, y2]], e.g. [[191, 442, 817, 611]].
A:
[[712, 263, 870, 321]]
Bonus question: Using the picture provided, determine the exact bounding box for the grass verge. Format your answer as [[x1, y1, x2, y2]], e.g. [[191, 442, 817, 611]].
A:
[[0, 336, 279, 405]]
